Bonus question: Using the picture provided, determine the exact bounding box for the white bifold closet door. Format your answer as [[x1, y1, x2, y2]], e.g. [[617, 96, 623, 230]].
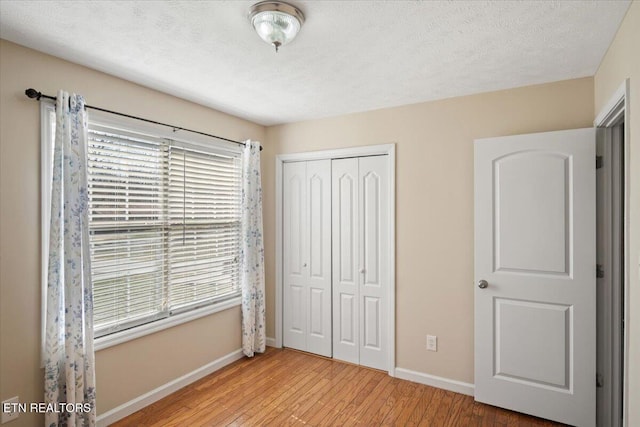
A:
[[332, 156, 389, 370], [283, 160, 332, 357]]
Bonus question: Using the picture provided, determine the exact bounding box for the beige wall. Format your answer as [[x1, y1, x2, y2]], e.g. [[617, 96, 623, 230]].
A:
[[594, 2, 640, 425], [264, 77, 594, 383], [0, 40, 265, 426]]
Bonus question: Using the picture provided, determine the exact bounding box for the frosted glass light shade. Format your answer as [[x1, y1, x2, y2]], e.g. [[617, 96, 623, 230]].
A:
[[250, 2, 305, 52]]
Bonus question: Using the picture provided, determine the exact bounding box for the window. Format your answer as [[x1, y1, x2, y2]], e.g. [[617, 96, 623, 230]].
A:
[[42, 103, 242, 345]]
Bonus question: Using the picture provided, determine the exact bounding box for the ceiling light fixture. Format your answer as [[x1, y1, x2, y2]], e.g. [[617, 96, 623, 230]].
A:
[[249, 1, 305, 53]]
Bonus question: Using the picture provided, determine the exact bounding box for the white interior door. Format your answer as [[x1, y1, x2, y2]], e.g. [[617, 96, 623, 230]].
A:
[[474, 128, 596, 426], [332, 156, 389, 370], [283, 160, 332, 356]]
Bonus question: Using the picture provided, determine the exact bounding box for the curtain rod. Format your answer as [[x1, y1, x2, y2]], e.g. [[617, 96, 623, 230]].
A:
[[24, 88, 262, 151]]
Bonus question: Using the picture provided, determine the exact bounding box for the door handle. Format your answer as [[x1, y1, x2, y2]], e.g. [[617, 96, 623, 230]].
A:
[[478, 280, 488, 289], [360, 268, 366, 274]]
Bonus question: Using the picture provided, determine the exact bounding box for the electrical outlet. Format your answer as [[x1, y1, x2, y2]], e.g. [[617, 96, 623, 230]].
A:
[[1, 396, 20, 423], [426, 335, 437, 352]]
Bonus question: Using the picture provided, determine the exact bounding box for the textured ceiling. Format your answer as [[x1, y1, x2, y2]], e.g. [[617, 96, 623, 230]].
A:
[[0, 1, 631, 126]]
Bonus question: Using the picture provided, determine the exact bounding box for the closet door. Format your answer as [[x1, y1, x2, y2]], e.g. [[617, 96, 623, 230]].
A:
[[306, 160, 332, 357], [332, 156, 389, 370], [283, 162, 307, 351], [358, 156, 389, 371], [283, 160, 332, 357], [332, 158, 360, 364]]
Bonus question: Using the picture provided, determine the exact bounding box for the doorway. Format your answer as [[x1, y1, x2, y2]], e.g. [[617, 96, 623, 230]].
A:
[[472, 79, 630, 425], [595, 79, 629, 427]]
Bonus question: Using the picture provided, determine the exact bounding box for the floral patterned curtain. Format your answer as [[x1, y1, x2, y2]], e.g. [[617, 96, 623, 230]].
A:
[[45, 91, 96, 426], [240, 140, 266, 357]]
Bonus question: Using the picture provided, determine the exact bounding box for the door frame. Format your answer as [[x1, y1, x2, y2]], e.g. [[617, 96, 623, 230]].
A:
[[594, 78, 630, 427], [275, 143, 396, 376]]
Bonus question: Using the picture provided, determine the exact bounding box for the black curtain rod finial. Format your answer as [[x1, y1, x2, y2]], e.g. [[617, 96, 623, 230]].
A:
[[25, 88, 42, 100]]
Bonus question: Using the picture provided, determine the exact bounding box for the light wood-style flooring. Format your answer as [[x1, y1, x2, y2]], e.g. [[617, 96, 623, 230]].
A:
[[112, 347, 564, 426]]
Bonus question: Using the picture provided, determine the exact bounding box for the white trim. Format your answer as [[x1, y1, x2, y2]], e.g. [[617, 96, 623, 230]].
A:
[[275, 143, 396, 375], [96, 348, 244, 426], [275, 155, 283, 349], [95, 297, 241, 351], [387, 144, 396, 377], [277, 144, 395, 163], [266, 336, 278, 347], [594, 78, 630, 427], [594, 80, 627, 128], [395, 367, 475, 397]]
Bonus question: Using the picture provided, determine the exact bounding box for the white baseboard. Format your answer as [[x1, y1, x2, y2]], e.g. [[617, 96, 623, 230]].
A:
[[266, 336, 278, 347], [96, 348, 244, 426], [394, 367, 475, 396]]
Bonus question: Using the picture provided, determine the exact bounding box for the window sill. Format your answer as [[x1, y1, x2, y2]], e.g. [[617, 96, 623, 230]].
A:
[[94, 296, 241, 351]]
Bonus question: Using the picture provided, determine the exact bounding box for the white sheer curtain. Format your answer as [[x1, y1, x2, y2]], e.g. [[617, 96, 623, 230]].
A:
[[44, 91, 96, 426], [240, 140, 266, 357]]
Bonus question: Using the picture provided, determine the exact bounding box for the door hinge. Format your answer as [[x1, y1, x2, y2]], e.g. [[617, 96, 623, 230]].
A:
[[596, 264, 605, 278], [596, 373, 604, 388], [596, 156, 604, 169]]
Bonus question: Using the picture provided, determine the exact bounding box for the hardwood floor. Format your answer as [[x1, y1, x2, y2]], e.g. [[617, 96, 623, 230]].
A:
[[112, 347, 564, 426]]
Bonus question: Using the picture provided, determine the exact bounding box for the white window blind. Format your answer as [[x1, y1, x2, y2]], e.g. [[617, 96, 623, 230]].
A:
[[87, 123, 242, 337], [167, 144, 242, 313]]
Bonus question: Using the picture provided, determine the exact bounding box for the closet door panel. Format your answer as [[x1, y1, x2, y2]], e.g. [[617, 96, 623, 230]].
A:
[[339, 174, 356, 284], [358, 156, 389, 370], [363, 296, 381, 349], [339, 293, 356, 345], [306, 160, 332, 357], [332, 158, 359, 364], [362, 170, 381, 286], [283, 162, 307, 351], [289, 285, 305, 333]]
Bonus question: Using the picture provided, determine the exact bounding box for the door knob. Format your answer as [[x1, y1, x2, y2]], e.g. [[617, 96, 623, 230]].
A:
[[303, 263, 307, 267], [360, 268, 366, 274], [478, 280, 488, 289]]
